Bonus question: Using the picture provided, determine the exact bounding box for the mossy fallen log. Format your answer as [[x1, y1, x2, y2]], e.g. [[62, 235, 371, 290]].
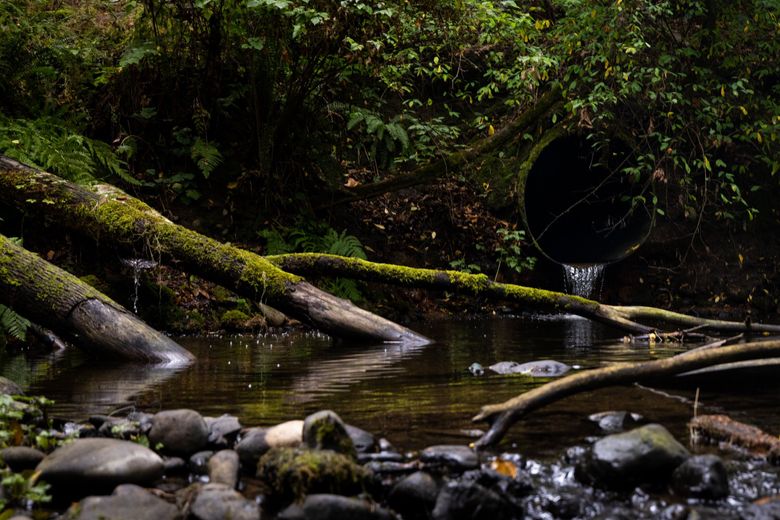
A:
[[0, 156, 428, 345], [472, 338, 780, 448], [267, 253, 780, 335], [0, 234, 193, 364]]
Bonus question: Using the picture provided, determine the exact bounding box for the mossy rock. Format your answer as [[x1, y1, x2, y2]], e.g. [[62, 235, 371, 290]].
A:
[[220, 309, 250, 330], [303, 410, 356, 459], [257, 447, 369, 505]]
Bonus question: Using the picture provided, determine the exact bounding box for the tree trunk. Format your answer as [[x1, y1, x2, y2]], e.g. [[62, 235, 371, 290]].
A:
[[0, 234, 193, 364], [267, 253, 780, 335], [0, 156, 429, 345]]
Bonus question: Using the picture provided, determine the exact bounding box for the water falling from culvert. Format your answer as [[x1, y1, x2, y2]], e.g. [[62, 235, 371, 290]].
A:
[[562, 263, 605, 299], [120, 258, 158, 313]]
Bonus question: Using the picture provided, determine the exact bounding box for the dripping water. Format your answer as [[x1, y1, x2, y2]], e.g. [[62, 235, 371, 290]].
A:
[[120, 258, 158, 313], [562, 263, 605, 299]]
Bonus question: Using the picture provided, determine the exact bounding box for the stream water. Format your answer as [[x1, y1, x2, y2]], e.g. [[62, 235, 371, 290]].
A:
[[4, 315, 780, 460]]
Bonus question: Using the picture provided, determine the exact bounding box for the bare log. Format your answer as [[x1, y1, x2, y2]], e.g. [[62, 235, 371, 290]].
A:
[[0, 156, 429, 345], [689, 414, 780, 457], [267, 253, 780, 335], [472, 339, 780, 448], [0, 234, 193, 364]]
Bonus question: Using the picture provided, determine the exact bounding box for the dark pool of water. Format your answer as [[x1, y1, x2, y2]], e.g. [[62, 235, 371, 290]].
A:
[[3, 314, 780, 458]]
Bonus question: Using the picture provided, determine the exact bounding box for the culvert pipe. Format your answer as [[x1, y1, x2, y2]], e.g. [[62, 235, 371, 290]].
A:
[[519, 133, 653, 265]]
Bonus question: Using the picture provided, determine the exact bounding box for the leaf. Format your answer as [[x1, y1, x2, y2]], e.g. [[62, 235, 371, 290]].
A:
[[190, 138, 223, 179]]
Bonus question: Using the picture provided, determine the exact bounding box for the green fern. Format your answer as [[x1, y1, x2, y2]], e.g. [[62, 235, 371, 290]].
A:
[[190, 138, 223, 179], [0, 304, 30, 343], [0, 115, 142, 186], [323, 229, 367, 259]]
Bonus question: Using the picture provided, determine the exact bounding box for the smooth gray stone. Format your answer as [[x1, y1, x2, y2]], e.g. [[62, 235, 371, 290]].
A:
[[149, 409, 209, 456], [0, 446, 45, 472], [432, 480, 512, 520], [205, 414, 241, 446], [421, 445, 479, 471], [189, 450, 214, 475], [36, 438, 164, 496], [234, 427, 269, 468], [278, 494, 395, 520], [581, 423, 690, 489], [389, 471, 439, 519], [189, 483, 260, 520], [671, 454, 729, 499], [488, 360, 570, 376], [345, 424, 376, 454], [65, 484, 180, 520], [208, 450, 239, 489]]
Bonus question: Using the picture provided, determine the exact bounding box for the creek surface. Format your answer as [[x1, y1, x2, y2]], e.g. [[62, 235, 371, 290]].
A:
[[4, 315, 780, 459]]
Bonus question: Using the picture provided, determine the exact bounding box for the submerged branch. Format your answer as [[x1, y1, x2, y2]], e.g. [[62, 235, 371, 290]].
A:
[[473, 338, 780, 448]]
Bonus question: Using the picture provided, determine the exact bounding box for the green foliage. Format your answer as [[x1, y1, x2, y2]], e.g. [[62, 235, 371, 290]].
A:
[[0, 305, 30, 346], [0, 469, 51, 512], [495, 227, 536, 277], [259, 224, 366, 300]]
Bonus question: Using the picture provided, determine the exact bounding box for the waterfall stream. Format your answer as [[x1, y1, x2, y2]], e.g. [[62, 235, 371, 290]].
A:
[[120, 258, 158, 313], [562, 263, 606, 299]]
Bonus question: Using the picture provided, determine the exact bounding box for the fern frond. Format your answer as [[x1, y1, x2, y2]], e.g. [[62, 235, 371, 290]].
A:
[[190, 138, 223, 179], [0, 304, 30, 342]]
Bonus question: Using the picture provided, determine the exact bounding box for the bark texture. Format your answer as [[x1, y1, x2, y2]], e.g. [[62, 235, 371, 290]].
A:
[[0, 234, 193, 364]]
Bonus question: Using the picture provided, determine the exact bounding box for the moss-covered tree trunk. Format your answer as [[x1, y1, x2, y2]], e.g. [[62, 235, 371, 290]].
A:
[[0, 234, 194, 364], [0, 156, 429, 345]]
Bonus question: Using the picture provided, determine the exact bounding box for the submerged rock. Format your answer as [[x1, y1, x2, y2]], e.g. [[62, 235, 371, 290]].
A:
[[488, 360, 571, 377], [421, 445, 479, 471], [671, 454, 729, 499], [149, 409, 209, 456], [578, 423, 689, 489], [37, 438, 164, 497], [303, 410, 356, 457], [257, 447, 369, 503], [65, 484, 179, 520], [278, 494, 395, 520], [468, 363, 485, 376]]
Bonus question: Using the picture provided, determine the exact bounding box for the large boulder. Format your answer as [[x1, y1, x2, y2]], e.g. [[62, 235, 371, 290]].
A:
[[65, 484, 180, 520], [303, 410, 356, 457], [577, 423, 689, 489], [148, 409, 209, 456], [36, 439, 164, 498]]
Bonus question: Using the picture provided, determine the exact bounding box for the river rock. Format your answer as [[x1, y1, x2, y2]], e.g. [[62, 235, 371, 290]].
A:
[[149, 409, 209, 456], [0, 446, 45, 471], [188, 483, 260, 520], [432, 479, 512, 520], [234, 427, 269, 468], [303, 410, 356, 456], [578, 423, 689, 489], [588, 411, 643, 433], [0, 376, 23, 395], [205, 414, 241, 447], [488, 360, 571, 377], [468, 363, 485, 376], [257, 447, 368, 503], [189, 450, 214, 475], [36, 438, 164, 497], [267, 420, 304, 448], [65, 484, 179, 520], [421, 445, 479, 471], [388, 471, 439, 519], [345, 424, 376, 454], [208, 449, 239, 488], [278, 494, 395, 520], [671, 454, 729, 499]]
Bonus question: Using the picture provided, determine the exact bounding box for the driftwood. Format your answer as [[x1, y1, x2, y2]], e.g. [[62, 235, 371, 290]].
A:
[[0, 156, 429, 345], [472, 338, 780, 448], [268, 253, 780, 335], [689, 414, 780, 458], [0, 234, 193, 364]]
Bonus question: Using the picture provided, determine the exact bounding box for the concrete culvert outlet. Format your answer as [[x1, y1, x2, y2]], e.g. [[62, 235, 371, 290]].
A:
[[523, 135, 652, 264]]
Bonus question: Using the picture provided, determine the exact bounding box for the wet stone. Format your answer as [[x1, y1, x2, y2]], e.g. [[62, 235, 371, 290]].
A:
[[163, 457, 187, 475], [205, 414, 241, 447], [488, 360, 571, 377], [235, 427, 269, 468], [65, 484, 179, 520], [671, 455, 729, 499], [303, 410, 356, 457], [188, 483, 260, 520], [189, 450, 214, 475], [0, 446, 45, 472], [432, 479, 513, 520], [363, 460, 420, 475], [421, 445, 479, 471], [36, 438, 164, 497], [588, 411, 644, 433], [149, 409, 209, 456], [578, 423, 690, 490], [278, 494, 395, 520], [388, 471, 439, 519], [345, 424, 376, 454], [208, 449, 239, 489]]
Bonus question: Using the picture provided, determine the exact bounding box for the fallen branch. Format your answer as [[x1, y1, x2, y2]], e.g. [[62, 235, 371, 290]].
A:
[[472, 338, 780, 448], [267, 253, 780, 335]]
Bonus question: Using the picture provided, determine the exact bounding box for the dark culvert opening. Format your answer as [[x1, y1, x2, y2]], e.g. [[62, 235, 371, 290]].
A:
[[524, 135, 652, 265]]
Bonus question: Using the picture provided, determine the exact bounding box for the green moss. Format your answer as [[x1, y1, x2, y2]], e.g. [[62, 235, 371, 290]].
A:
[[220, 309, 250, 330], [257, 447, 368, 505]]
